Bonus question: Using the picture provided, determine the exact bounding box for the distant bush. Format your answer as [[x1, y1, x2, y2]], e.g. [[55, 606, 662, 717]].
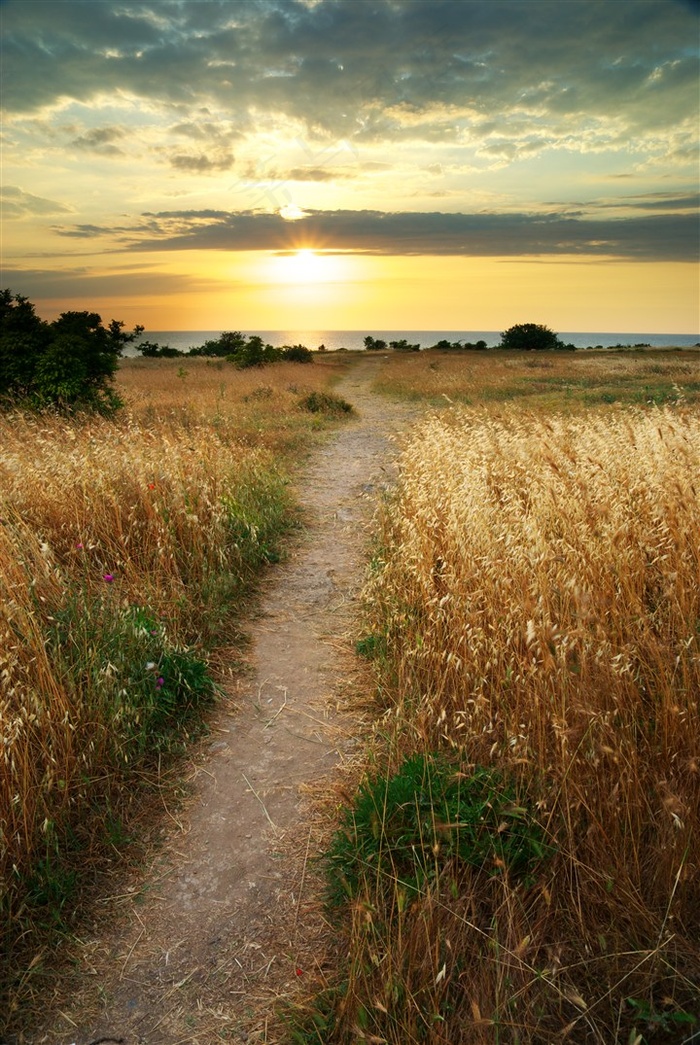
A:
[[136, 339, 184, 358], [499, 322, 564, 351], [190, 330, 247, 357], [389, 339, 420, 352], [363, 335, 388, 351], [0, 289, 140, 413], [281, 344, 314, 363], [430, 338, 489, 350], [192, 332, 315, 368]]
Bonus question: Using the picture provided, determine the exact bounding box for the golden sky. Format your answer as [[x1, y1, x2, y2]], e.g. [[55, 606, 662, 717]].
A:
[[2, 0, 698, 334]]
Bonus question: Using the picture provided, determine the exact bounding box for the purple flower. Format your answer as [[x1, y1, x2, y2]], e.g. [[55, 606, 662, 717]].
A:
[[103, 573, 115, 582], [155, 677, 165, 689], [75, 542, 84, 550]]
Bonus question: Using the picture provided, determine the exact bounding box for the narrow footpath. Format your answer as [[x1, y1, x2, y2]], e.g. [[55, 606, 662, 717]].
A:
[[35, 354, 417, 1045]]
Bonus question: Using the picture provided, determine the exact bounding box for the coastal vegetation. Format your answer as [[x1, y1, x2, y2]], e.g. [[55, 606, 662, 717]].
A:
[[3, 335, 699, 1040], [301, 388, 700, 1043], [0, 289, 142, 414], [139, 330, 316, 366], [370, 345, 700, 409], [0, 351, 353, 1024]]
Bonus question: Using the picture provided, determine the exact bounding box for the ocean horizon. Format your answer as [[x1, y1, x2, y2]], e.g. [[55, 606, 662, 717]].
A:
[[130, 329, 700, 356]]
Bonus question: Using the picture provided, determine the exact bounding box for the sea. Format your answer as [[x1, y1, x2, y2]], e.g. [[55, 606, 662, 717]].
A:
[[130, 329, 700, 356]]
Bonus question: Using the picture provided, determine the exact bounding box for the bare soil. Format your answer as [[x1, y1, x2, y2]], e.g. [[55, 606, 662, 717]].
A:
[[31, 354, 417, 1045]]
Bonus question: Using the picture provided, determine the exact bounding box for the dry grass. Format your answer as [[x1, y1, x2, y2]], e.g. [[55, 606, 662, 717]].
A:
[[372, 348, 700, 410], [325, 404, 700, 1043], [0, 353, 352, 1027]]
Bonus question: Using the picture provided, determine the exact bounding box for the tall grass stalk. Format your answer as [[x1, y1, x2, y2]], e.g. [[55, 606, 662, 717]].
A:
[[326, 406, 699, 1043], [0, 354, 352, 1021]]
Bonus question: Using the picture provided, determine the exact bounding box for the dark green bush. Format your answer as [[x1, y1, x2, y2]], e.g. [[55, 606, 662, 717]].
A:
[[0, 289, 140, 413], [499, 322, 564, 351], [282, 344, 314, 363]]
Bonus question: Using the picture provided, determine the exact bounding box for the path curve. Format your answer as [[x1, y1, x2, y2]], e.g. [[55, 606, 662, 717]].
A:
[[37, 354, 416, 1045]]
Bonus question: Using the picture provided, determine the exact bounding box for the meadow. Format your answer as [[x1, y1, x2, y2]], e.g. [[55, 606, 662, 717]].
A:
[[308, 350, 700, 1044], [0, 353, 351, 1021], [371, 347, 700, 410]]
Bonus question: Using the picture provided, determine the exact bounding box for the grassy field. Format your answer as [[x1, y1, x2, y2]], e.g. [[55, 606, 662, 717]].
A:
[[0, 353, 352, 1023], [371, 347, 700, 410], [304, 351, 700, 1044]]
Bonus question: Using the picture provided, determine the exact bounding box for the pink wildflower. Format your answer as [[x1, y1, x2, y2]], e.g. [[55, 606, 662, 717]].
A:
[[103, 573, 115, 582]]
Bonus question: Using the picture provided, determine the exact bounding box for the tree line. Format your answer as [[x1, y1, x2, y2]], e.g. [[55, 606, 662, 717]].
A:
[[1, 289, 574, 413]]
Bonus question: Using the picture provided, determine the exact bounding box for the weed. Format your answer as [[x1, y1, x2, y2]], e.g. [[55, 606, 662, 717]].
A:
[[354, 632, 388, 659], [298, 390, 354, 416]]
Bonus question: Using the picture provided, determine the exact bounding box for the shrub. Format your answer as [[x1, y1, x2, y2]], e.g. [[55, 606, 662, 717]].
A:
[[389, 339, 420, 352], [282, 343, 314, 363], [363, 335, 388, 351], [298, 390, 354, 416], [499, 322, 564, 351], [0, 290, 140, 412]]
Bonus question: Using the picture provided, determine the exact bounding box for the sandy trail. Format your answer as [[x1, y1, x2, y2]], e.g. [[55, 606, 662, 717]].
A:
[[34, 354, 416, 1045]]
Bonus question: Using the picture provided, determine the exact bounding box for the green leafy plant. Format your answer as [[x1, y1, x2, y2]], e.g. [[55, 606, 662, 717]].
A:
[[326, 753, 551, 908], [0, 289, 141, 413]]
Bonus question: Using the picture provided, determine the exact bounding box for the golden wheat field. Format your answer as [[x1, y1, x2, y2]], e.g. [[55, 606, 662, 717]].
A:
[[339, 403, 700, 1043], [0, 354, 350, 1013]]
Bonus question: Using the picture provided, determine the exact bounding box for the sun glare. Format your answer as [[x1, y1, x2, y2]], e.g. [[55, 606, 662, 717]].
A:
[[265, 248, 347, 285]]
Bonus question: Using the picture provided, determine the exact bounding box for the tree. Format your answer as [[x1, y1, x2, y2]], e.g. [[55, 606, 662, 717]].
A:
[[499, 323, 564, 351], [364, 335, 388, 351], [0, 290, 141, 412]]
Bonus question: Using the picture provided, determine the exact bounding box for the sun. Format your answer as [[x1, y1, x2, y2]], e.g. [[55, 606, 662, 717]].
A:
[[265, 248, 347, 285], [293, 248, 323, 282]]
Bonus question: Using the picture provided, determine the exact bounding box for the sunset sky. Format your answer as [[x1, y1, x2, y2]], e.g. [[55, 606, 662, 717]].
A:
[[2, 0, 698, 333]]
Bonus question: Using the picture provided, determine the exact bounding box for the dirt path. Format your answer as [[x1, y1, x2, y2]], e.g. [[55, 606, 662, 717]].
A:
[[35, 355, 416, 1045]]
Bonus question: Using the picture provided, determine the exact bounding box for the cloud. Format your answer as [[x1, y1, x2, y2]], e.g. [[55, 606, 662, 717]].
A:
[[70, 125, 126, 155], [168, 150, 235, 172], [1, 264, 222, 300], [1, 185, 72, 217], [55, 206, 699, 262], [2, 0, 697, 161]]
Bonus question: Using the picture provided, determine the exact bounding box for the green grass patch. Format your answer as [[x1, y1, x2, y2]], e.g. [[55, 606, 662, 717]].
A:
[[326, 752, 551, 910]]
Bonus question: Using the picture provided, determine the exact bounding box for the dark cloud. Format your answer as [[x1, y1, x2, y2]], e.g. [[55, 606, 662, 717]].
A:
[[544, 192, 700, 213], [2, 0, 697, 154], [55, 207, 699, 262], [1, 185, 71, 217], [1, 265, 222, 300], [50, 223, 110, 238], [70, 125, 126, 155], [168, 150, 235, 172]]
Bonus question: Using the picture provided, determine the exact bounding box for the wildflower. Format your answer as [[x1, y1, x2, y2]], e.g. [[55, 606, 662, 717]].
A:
[[295, 967, 303, 976], [155, 677, 165, 689], [148, 482, 156, 490], [75, 542, 84, 550], [145, 662, 156, 671], [103, 573, 115, 582]]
